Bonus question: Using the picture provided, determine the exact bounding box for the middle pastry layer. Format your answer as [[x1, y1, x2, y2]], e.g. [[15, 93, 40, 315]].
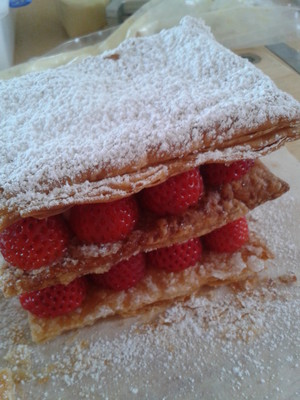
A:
[[0, 160, 288, 297]]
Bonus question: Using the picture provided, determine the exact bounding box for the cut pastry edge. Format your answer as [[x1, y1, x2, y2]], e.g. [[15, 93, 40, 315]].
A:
[[0, 161, 289, 297], [28, 232, 273, 343], [0, 121, 298, 236], [0, 369, 15, 400]]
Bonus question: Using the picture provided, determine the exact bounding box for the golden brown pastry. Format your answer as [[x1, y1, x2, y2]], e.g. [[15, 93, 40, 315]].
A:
[[0, 17, 299, 342]]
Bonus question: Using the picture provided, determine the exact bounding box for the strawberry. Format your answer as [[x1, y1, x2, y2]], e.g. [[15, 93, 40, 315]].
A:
[[69, 197, 139, 244], [140, 168, 204, 216], [19, 277, 87, 318], [91, 253, 146, 291], [0, 216, 70, 271], [202, 160, 254, 186], [147, 238, 202, 272], [203, 217, 249, 253]]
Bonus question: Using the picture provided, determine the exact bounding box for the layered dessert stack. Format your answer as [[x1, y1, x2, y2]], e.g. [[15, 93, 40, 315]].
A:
[[0, 17, 299, 342]]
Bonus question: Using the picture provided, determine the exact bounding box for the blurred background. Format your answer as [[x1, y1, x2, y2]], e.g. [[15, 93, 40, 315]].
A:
[[1, 0, 300, 68]]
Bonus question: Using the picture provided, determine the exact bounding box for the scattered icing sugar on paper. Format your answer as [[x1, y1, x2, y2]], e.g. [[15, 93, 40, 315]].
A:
[[0, 188, 299, 400], [1, 17, 300, 215]]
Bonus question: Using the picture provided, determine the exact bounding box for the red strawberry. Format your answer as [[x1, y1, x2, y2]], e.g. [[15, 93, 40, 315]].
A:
[[203, 217, 249, 253], [91, 253, 146, 291], [69, 197, 139, 244], [19, 277, 87, 318], [202, 160, 254, 186], [0, 216, 70, 271], [147, 238, 202, 272], [140, 168, 204, 216]]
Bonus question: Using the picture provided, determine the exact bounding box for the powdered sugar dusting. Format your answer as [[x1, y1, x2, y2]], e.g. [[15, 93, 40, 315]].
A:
[[1, 17, 300, 217]]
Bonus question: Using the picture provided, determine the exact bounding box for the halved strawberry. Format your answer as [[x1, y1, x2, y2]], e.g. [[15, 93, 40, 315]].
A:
[[202, 160, 254, 186], [140, 168, 204, 216], [91, 253, 146, 291], [203, 217, 249, 253], [0, 216, 70, 270], [19, 277, 87, 318], [146, 238, 202, 272], [69, 197, 139, 244]]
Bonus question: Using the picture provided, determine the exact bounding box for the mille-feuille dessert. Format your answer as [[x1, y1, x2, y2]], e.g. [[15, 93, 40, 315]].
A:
[[0, 17, 299, 342]]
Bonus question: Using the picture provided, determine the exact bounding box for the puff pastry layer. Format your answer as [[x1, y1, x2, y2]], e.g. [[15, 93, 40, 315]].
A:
[[0, 17, 299, 233]]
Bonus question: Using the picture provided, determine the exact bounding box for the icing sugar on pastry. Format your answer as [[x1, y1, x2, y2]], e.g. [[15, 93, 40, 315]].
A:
[[0, 17, 299, 219]]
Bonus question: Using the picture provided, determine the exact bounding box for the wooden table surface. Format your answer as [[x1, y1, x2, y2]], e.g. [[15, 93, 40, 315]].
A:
[[13, 0, 300, 161]]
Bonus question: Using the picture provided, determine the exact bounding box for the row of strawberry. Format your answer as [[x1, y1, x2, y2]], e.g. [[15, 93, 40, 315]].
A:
[[0, 160, 254, 272], [19, 216, 249, 319], [0, 160, 254, 319]]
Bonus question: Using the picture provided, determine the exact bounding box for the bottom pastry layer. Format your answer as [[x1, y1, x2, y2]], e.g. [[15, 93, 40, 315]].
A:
[[28, 232, 272, 342]]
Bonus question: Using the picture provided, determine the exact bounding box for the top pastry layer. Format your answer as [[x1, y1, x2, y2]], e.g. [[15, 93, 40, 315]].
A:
[[0, 17, 299, 231]]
